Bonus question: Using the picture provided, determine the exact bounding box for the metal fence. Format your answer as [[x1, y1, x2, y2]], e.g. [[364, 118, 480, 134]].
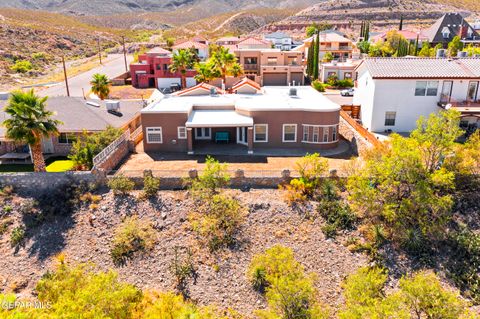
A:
[[111, 169, 301, 178], [92, 130, 130, 168]]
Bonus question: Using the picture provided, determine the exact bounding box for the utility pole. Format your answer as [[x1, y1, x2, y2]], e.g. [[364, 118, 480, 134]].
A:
[[97, 37, 102, 65], [62, 55, 70, 97], [122, 36, 128, 72]]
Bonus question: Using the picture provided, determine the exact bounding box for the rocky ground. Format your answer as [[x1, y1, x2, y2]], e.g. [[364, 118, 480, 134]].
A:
[[0, 188, 367, 316]]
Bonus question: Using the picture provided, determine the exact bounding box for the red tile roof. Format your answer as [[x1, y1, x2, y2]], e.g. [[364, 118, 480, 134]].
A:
[[231, 77, 261, 92], [175, 83, 224, 96], [237, 37, 271, 45], [172, 41, 209, 50], [147, 47, 172, 55]]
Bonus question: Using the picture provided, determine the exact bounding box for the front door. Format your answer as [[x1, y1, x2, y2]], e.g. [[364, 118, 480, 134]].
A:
[[467, 81, 479, 102], [41, 137, 54, 154], [237, 127, 248, 145], [195, 128, 211, 140]]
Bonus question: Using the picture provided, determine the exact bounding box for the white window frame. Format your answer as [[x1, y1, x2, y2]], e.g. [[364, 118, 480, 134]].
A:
[[146, 127, 163, 144], [58, 132, 76, 144], [385, 112, 396, 126], [254, 124, 268, 143], [415, 81, 438, 96], [194, 127, 211, 140], [313, 126, 320, 143], [332, 126, 337, 142], [177, 126, 187, 139], [323, 127, 329, 143], [302, 125, 309, 142], [282, 124, 297, 143]]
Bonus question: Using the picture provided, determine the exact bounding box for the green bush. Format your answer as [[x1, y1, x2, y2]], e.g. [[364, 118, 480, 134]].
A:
[[142, 175, 160, 198], [169, 246, 195, 293], [189, 156, 230, 198], [10, 60, 33, 73], [312, 79, 326, 92], [108, 176, 135, 196], [336, 79, 354, 88], [327, 75, 338, 87], [190, 193, 245, 251], [111, 216, 156, 264], [10, 226, 25, 247]]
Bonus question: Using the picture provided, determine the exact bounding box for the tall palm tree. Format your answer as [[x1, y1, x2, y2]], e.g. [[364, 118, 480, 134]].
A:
[[90, 73, 111, 100], [194, 62, 216, 83], [3, 90, 61, 172], [170, 49, 196, 88], [211, 46, 237, 82]]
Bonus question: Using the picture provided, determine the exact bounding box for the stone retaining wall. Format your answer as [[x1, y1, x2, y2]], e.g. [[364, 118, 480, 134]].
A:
[[339, 116, 374, 156], [0, 172, 102, 195]]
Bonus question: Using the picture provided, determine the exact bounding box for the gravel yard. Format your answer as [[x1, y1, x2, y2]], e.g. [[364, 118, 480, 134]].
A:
[[0, 189, 367, 316]]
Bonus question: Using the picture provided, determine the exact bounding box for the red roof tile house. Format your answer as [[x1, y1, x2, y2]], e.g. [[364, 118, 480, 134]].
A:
[[172, 41, 209, 60], [141, 82, 340, 155], [130, 47, 197, 89]]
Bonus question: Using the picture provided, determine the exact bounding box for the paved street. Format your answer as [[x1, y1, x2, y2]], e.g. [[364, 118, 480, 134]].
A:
[[38, 54, 133, 98], [325, 92, 353, 105]]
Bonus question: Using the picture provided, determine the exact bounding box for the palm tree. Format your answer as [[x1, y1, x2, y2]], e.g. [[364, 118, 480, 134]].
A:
[[228, 62, 244, 78], [211, 46, 237, 82], [170, 49, 196, 88], [90, 73, 111, 100], [3, 90, 61, 172], [194, 62, 216, 83]]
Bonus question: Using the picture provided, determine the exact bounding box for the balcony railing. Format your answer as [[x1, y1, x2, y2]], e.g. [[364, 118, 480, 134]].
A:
[[438, 95, 480, 109], [244, 64, 258, 70]]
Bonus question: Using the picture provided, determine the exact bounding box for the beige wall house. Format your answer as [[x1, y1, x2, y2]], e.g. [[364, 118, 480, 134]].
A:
[[301, 30, 355, 62], [235, 49, 305, 86], [141, 80, 340, 155]]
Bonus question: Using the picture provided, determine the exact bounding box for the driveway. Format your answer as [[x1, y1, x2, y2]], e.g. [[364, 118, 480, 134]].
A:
[[37, 54, 133, 98], [325, 92, 353, 105]]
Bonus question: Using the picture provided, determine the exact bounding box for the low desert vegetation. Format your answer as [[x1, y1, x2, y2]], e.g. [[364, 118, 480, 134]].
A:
[[107, 175, 135, 196], [110, 216, 156, 264], [141, 174, 161, 198]]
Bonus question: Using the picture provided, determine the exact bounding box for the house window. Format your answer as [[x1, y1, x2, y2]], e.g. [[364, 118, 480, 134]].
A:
[[156, 64, 161, 70], [195, 128, 211, 139], [282, 124, 297, 142], [332, 126, 337, 141], [323, 127, 329, 142], [385, 112, 396, 126], [267, 57, 277, 66], [244, 57, 257, 64], [344, 72, 352, 79], [177, 127, 187, 139], [58, 133, 77, 144], [146, 127, 163, 143], [415, 81, 438, 96], [163, 64, 169, 71], [303, 125, 309, 142], [254, 124, 268, 142], [313, 126, 320, 142]]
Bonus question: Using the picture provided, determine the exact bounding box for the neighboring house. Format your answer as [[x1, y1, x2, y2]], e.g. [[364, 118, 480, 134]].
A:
[[474, 20, 480, 32], [369, 30, 428, 47], [353, 57, 480, 133], [320, 59, 362, 83], [141, 80, 340, 155], [302, 30, 355, 62], [263, 32, 297, 51], [236, 37, 273, 50], [0, 97, 143, 156], [130, 47, 197, 89], [172, 40, 209, 60], [235, 48, 305, 86], [422, 13, 480, 47]]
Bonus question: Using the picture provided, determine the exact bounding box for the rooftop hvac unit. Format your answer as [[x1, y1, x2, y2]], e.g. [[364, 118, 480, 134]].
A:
[[0, 92, 10, 100], [436, 49, 447, 58], [457, 51, 468, 58], [289, 88, 297, 96], [106, 100, 121, 112]]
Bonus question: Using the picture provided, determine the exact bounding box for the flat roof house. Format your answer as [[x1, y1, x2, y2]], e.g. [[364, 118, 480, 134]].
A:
[[353, 57, 480, 133], [141, 80, 340, 155], [0, 97, 143, 156]]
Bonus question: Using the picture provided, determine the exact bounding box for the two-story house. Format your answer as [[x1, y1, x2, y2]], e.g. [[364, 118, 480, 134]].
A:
[[235, 49, 304, 86], [422, 13, 480, 48], [303, 30, 355, 62], [172, 40, 209, 60], [353, 57, 480, 133], [263, 32, 298, 51]]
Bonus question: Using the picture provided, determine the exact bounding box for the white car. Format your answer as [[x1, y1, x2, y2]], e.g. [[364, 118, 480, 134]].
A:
[[340, 88, 355, 96]]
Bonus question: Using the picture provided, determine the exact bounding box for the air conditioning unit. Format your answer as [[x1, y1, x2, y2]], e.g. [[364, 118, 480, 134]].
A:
[[0, 92, 10, 100], [106, 100, 121, 112]]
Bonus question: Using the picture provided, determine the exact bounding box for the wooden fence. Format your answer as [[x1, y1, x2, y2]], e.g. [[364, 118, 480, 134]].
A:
[[340, 110, 382, 148]]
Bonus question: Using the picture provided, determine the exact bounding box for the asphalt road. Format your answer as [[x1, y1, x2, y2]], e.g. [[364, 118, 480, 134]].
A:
[[325, 92, 354, 105], [38, 54, 133, 98]]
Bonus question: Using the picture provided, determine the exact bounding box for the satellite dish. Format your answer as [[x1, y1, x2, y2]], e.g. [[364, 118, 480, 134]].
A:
[[445, 103, 452, 110]]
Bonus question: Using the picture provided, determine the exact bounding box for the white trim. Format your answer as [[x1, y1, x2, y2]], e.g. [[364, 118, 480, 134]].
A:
[[146, 127, 163, 144], [237, 127, 248, 145], [323, 127, 329, 143], [254, 124, 268, 143], [282, 124, 297, 143], [177, 126, 187, 139], [301, 124, 338, 144], [302, 140, 338, 145]]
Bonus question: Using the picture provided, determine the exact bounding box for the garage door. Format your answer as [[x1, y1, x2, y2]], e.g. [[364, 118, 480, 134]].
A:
[[263, 73, 287, 86], [291, 73, 304, 85]]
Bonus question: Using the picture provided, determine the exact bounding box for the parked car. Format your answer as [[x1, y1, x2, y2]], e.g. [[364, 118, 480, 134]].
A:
[[340, 88, 355, 96]]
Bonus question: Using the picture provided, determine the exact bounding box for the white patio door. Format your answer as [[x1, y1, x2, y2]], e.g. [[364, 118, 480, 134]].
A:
[[467, 81, 479, 102], [236, 127, 248, 145]]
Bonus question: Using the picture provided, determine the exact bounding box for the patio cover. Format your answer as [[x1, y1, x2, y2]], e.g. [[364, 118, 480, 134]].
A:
[[186, 110, 253, 128]]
